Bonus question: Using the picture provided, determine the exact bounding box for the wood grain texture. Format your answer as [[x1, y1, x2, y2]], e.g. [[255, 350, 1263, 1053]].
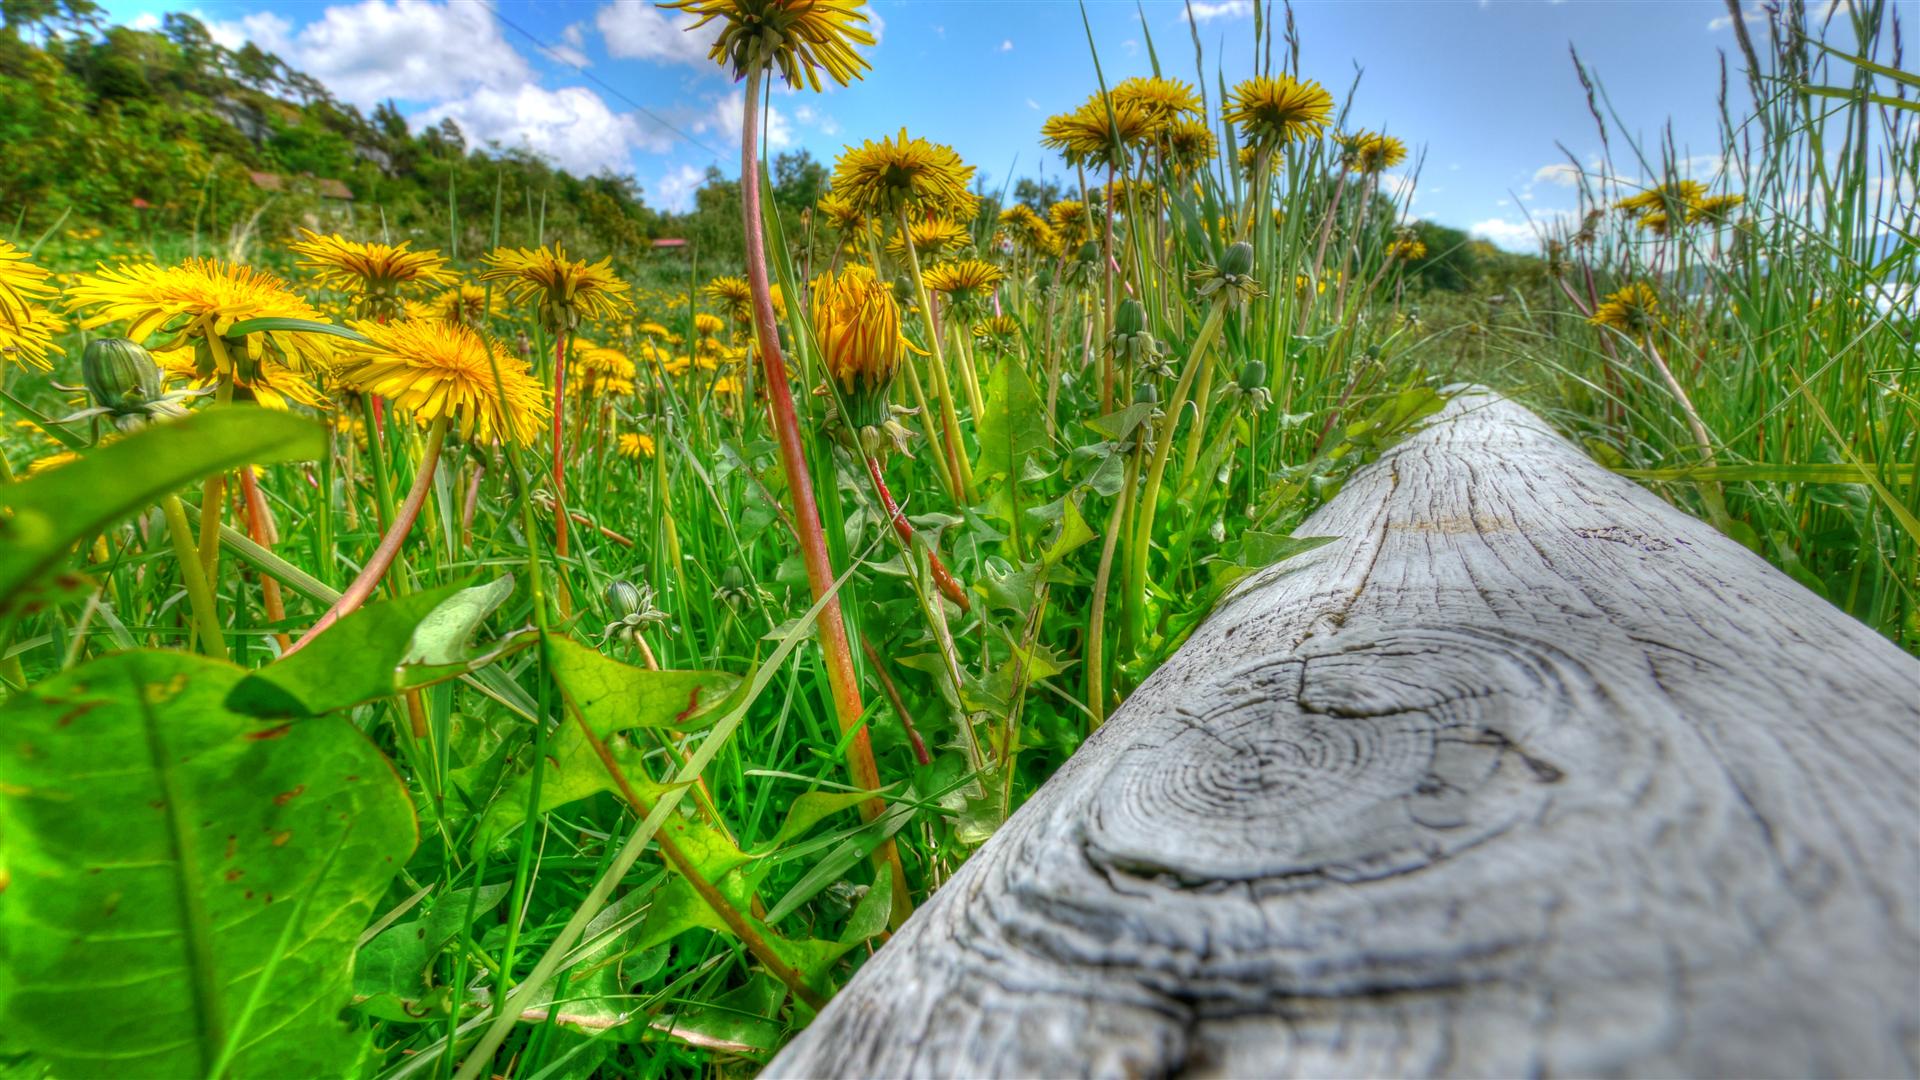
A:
[[766, 392, 1920, 1079]]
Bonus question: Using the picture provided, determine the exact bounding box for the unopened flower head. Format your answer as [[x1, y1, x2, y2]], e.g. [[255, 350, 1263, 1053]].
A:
[[813, 265, 908, 432]]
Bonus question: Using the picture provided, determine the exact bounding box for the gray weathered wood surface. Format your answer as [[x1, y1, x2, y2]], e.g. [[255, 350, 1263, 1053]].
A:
[[766, 391, 1920, 1079]]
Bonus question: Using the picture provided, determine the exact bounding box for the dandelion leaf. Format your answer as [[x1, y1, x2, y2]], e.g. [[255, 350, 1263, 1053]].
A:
[[0, 650, 417, 1078]]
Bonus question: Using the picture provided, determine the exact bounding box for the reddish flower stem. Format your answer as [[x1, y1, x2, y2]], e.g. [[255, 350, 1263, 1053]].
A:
[[864, 453, 969, 611], [284, 416, 448, 658], [740, 67, 912, 928], [551, 334, 570, 558]]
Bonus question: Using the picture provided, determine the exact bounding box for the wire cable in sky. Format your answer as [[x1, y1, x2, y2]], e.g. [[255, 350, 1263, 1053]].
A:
[[481, 1, 723, 162]]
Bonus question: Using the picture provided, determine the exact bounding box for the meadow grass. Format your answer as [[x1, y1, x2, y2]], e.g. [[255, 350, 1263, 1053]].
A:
[[0, 3, 1910, 1077]]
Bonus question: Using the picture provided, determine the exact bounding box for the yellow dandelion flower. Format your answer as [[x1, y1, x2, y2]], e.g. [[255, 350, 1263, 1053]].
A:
[[832, 128, 979, 222], [1048, 199, 1092, 242], [1341, 131, 1407, 174], [886, 216, 971, 260], [288, 228, 455, 311], [637, 320, 671, 338], [153, 343, 323, 411], [1041, 95, 1160, 168], [480, 244, 633, 333], [816, 191, 868, 233], [1111, 76, 1202, 122], [921, 258, 1006, 298], [65, 257, 336, 395], [703, 275, 755, 323], [813, 265, 906, 427], [1387, 237, 1428, 260], [1224, 74, 1334, 148], [430, 284, 497, 327], [578, 344, 637, 395], [617, 431, 656, 459], [336, 318, 548, 445], [711, 375, 743, 395], [1164, 116, 1218, 173], [1615, 179, 1707, 218], [1589, 282, 1661, 335], [972, 313, 1022, 354], [661, 0, 874, 92], [693, 312, 727, 338], [1686, 192, 1746, 226], [26, 449, 80, 477], [1637, 211, 1675, 237], [994, 205, 1060, 256], [1, 239, 58, 331]]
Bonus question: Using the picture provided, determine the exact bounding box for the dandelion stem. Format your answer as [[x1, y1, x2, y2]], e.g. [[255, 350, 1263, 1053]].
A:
[[740, 66, 912, 928], [283, 415, 449, 658], [550, 332, 570, 560], [864, 452, 969, 611], [1126, 299, 1229, 659], [161, 493, 228, 662]]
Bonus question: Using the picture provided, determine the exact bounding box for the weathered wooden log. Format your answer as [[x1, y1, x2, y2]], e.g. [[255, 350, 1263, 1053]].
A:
[[768, 391, 1920, 1079]]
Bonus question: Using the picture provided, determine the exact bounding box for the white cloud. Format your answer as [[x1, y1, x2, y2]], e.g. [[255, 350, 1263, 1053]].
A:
[[997, 39, 1013, 52], [652, 163, 706, 214], [540, 20, 590, 68], [1708, 3, 1766, 30], [1470, 217, 1541, 251], [1026, 98, 1041, 111], [1187, 0, 1252, 21], [1378, 174, 1416, 201], [1534, 162, 1584, 187], [1121, 38, 1140, 55], [792, 103, 839, 136], [198, 10, 296, 54], [415, 83, 664, 174], [596, 0, 721, 66], [271, 1, 530, 108], [693, 90, 792, 151]]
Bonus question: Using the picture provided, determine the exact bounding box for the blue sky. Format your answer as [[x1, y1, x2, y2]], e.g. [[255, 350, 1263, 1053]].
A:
[[100, 0, 1803, 250]]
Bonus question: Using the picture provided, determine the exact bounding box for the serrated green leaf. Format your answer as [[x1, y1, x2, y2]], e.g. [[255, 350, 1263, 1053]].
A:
[[0, 650, 417, 1078]]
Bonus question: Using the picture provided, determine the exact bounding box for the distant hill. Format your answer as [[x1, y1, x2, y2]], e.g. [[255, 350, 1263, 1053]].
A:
[[0, 0, 790, 262]]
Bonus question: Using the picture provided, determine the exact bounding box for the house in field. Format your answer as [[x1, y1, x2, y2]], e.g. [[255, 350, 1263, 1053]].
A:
[[650, 237, 689, 255], [248, 171, 356, 225]]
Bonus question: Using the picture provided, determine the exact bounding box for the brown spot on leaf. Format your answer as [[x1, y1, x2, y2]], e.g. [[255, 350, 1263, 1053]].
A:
[[674, 686, 704, 723], [245, 723, 292, 742], [225, 869, 245, 882], [271, 830, 292, 847], [273, 784, 307, 806]]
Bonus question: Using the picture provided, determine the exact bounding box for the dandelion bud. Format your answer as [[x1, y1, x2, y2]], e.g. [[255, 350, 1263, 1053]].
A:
[[1032, 266, 1054, 293], [1221, 241, 1256, 278], [1237, 359, 1268, 392], [1075, 241, 1100, 264], [82, 338, 163, 412], [1134, 382, 1158, 406], [890, 274, 915, 308], [1113, 298, 1146, 337], [814, 267, 907, 433], [605, 579, 644, 619]]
